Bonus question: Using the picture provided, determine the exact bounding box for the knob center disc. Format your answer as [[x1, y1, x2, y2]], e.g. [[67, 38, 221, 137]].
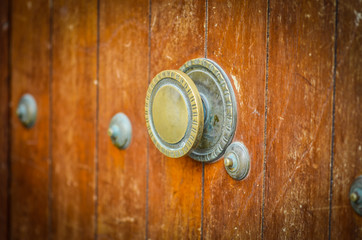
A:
[[152, 85, 189, 144]]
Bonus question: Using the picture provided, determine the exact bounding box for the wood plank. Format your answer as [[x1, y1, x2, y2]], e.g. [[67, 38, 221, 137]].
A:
[[97, 0, 148, 239], [264, 0, 335, 238], [148, 1, 205, 238], [51, 0, 97, 239], [331, 0, 362, 238], [10, 0, 50, 239], [0, 0, 9, 238], [204, 0, 267, 239]]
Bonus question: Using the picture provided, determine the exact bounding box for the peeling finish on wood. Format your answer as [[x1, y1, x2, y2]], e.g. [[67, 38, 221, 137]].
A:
[[52, 0, 97, 239], [148, 0, 205, 239], [97, 0, 148, 239], [204, 0, 266, 239], [331, 0, 362, 238], [264, 0, 335, 238], [11, 0, 50, 239]]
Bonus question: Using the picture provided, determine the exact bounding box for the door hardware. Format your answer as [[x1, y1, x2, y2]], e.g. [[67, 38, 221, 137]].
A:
[[350, 175, 362, 216], [108, 113, 132, 149], [224, 142, 250, 180], [16, 94, 37, 128], [145, 58, 237, 162]]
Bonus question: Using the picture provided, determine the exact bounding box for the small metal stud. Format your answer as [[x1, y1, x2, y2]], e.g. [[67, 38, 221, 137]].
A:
[[224, 157, 234, 168], [16, 94, 37, 128], [108, 113, 132, 150], [350, 192, 359, 203], [224, 142, 250, 181], [350, 176, 362, 216]]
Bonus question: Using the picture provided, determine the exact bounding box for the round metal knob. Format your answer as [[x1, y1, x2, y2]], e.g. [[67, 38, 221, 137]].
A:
[[145, 58, 237, 162], [145, 70, 204, 158], [16, 94, 37, 128], [350, 175, 362, 216], [108, 113, 132, 150], [224, 142, 250, 180]]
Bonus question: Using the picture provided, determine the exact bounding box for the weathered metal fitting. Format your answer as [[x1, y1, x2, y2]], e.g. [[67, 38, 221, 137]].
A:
[[224, 142, 250, 180], [145, 58, 237, 163], [16, 94, 37, 128], [180, 58, 237, 162], [108, 113, 132, 150], [350, 175, 362, 216]]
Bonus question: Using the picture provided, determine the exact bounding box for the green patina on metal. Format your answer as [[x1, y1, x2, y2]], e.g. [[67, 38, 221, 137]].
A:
[[108, 113, 132, 150], [17, 94, 37, 128]]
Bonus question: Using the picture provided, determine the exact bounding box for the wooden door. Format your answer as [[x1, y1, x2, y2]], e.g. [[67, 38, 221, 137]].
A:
[[0, 0, 361, 239]]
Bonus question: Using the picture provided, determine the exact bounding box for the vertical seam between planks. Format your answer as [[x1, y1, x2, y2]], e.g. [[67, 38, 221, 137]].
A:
[[94, 0, 100, 239], [328, 0, 338, 239], [261, 0, 270, 239], [201, 1, 208, 239], [48, 0, 54, 239], [204, 0, 208, 59], [201, 163, 204, 240], [145, 0, 151, 239], [6, 0, 12, 238]]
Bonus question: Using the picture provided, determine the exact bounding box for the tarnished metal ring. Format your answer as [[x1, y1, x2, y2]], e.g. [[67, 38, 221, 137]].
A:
[[180, 58, 237, 162]]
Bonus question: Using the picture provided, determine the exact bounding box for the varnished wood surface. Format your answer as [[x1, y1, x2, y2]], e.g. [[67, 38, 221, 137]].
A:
[[10, 0, 50, 239], [0, 0, 9, 239], [204, 0, 266, 239], [264, 0, 335, 238], [331, 0, 362, 238], [2, 0, 361, 239], [51, 0, 97, 239], [97, 0, 148, 239], [148, 1, 205, 239]]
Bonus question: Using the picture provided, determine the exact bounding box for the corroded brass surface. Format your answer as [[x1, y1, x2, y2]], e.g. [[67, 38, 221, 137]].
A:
[[145, 59, 237, 162], [152, 85, 188, 144], [145, 70, 204, 158]]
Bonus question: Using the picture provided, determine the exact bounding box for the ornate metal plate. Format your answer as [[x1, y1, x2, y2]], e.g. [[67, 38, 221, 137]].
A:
[[180, 58, 237, 162]]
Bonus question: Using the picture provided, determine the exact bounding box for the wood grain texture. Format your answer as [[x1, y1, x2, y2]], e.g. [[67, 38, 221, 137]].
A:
[[264, 0, 335, 238], [10, 0, 50, 239], [51, 0, 97, 239], [0, 0, 9, 238], [148, 0, 205, 238], [204, 0, 266, 239], [331, 0, 362, 239], [97, 0, 148, 239]]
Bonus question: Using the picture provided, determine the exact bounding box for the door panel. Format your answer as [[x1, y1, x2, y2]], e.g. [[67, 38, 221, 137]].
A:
[[51, 0, 97, 239], [148, 1, 205, 239], [2, 0, 361, 239], [97, 0, 148, 239], [331, 0, 362, 238], [10, 0, 50, 239], [204, 0, 266, 239], [264, 0, 335, 238]]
